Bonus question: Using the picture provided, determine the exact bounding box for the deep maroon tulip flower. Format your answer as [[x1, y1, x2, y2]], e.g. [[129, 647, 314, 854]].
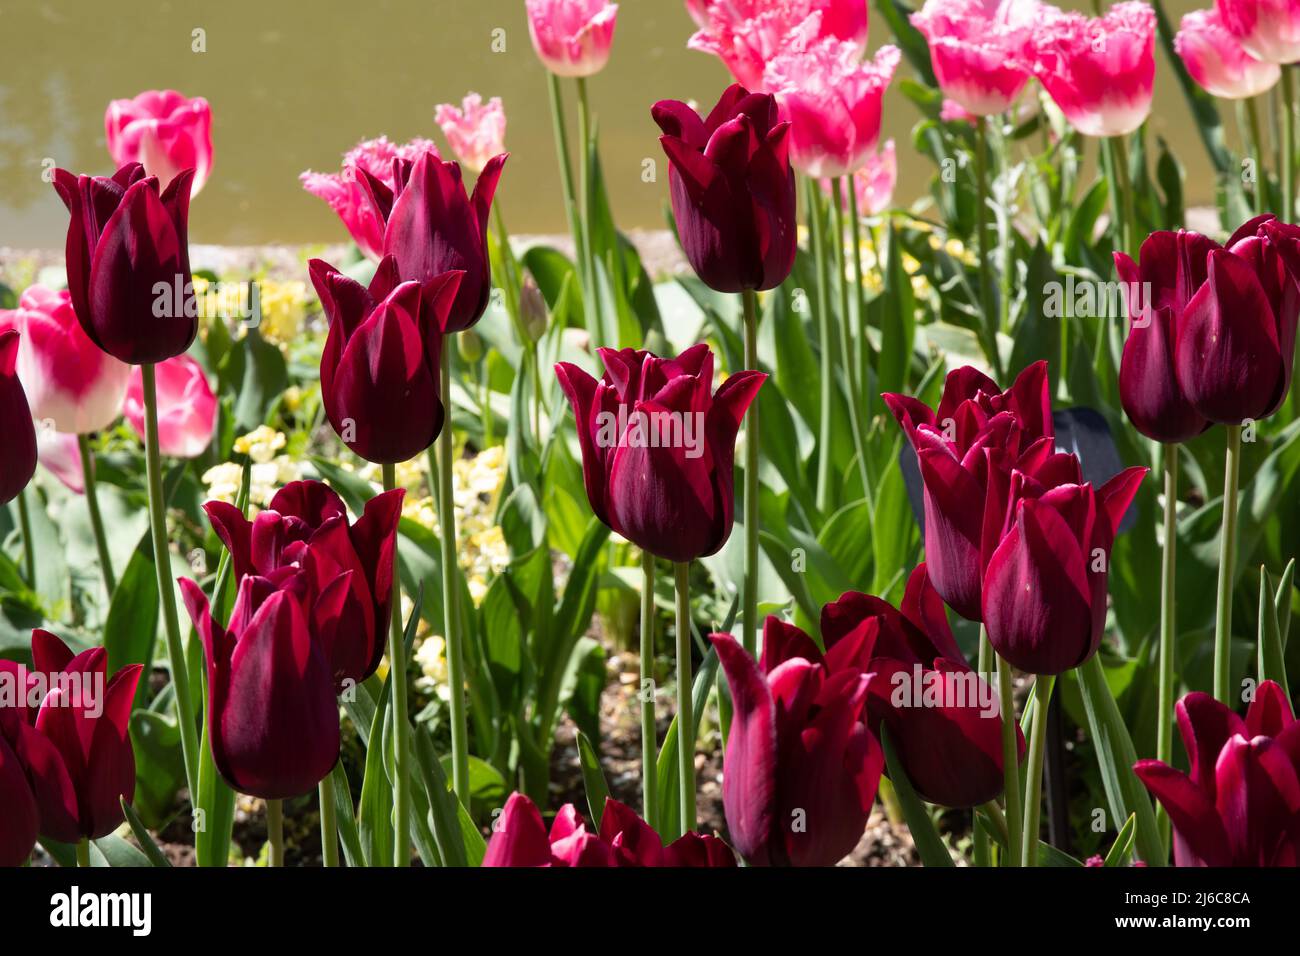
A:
[[481, 792, 735, 867], [712, 631, 882, 866], [355, 149, 506, 333], [181, 575, 340, 800], [1115, 231, 1215, 444], [0, 330, 37, 505], [204, 480, 404, 691], [555, 343, 765, 563], [310, 257, 463, 464], [982, 467, 1147, 674], [51, 162, 197, 365], [1135, 681, 1300, 866], [774, 565, 1024, 809], [652, 85, 797, 293], [1174, 214, 1300, 424], [0, 716, 39, 866], [0, 631, 142, 843], [883, 361, 1062, 621]]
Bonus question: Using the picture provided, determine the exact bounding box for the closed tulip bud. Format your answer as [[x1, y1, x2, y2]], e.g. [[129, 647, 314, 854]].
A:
[[712, 632, 883, 866], [52, 163, 197, 365], [0, 330, 38, 505], [181, 575, 340, 800], [1174, 214, 1300, 424], [204, 480, 404, 690], [983, 467, 1147, 674], [310, 256, 463, 464], [1115, 231, 1215, 444], [520, 277, 548, 343], [526, 0, 619, 78], [458, 329, 485, 364], [105, 90, 214, 198], [653, 86, 797, 293], [555, 343, 765, 563], [1135, 681, 1300, 866], [0, 727, 38, 866], [123, 354, 218, 458]]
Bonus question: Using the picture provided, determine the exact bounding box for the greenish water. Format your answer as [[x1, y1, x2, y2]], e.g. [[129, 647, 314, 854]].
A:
[[0, 0, 1212, 248]]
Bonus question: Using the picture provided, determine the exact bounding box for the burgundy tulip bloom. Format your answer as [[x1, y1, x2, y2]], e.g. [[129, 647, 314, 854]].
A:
[[555, 343, 765, 563], [1114, 231, 1215, 444], [982, 467, 1147, 674], [1135, 681, 1300, 866], [482, 792, 735, 867], [1174, 214, 1300, 425], [310, 257, 463, 464], [181, 575, 340, 800], [356, 149, 506, 333], [204, 480, 404, 691], [712, 631, 883, 866], [883, 361, 1060, 621], [0, 717, 39, 866], [652, 85, 797, 293], [51, 162, 197, 365], [0, 330, 37, 505]]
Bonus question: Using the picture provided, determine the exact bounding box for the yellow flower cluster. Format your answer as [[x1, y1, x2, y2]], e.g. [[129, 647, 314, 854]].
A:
[[201, 426, 302, 510], [191, 277, 309, 347]]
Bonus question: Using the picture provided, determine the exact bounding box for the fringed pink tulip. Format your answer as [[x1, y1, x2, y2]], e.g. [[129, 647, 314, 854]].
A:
[[526, 0, 619, 78], [123, 354, 217, 458], [1177, 8, 1281, 99], [105, 90, 213, 198], [1215, 0, 1300, 64], [434, 93, 507, 174], [912, 0, 1039, 116]]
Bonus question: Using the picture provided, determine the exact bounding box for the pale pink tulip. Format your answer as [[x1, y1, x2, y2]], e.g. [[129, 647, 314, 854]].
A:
[[434, 93, 507, 174], [687, 1, 870, 90], [941, 98, 980, 123], [1026, 2, 1156, 138], [830, 139, 897, 216], [765, 41, 900, 178], [526, 0, 619, 78], [36, 428, 84, 494], [1177, 8, 1281, 98], [105, 90, 213, 198], [0, 286, 130, 434], [1216, 0, 1300, 63], [301, 137, 440, 261], [123, 354, 217, 459], [912, 0, 1039, 116]]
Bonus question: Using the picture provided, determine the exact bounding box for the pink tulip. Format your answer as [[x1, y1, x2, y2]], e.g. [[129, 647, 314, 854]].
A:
[[0, 286, 130, 434], [941, 98, 979, 123], [1216, 0, 1300, 64], [526, 0, 619, 78], [300, 137, 441, 262], [105, 90, 213, 198], [434, 93, 507, 174], [825, 139, 898, 216], [36, 429, 84, 494], [912, 0, 1039, 116], [765, 42, 901, 178], [123, 354, 217, 458], [1026, 2, 1156, 138], [687, 1, 870, 90], [1177, 8, 1281, 98]]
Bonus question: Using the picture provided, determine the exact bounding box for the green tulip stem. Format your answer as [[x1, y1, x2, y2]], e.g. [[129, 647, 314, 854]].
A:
[[437, 349, 470, 803], [1021, 673, 1056, 867], [845, 180, 873, 482], [1105, 135, 1137, 258], [15, 485, 34, 590], [1156, 444, 1178, 852], [674, 561, 696, 832], [1213, 424, 1243, 704], [142, 363, 200, 803], [75, 839, 90, 868], [319, 763, 339, 868], [1244, 96, 1266, 217], [995, 119, 1015, 337], [575, 77, 601, 344], [741, 288, 761, 659], [974, 119, 998, 375], [974, 632, 994, 865], [806, 178, 834, 513], [266, 799, 284, 867], [831, 177, 872, 499], [546, 73, 586, 318], [77, 433, 116, 597], [639, 550, 659, 826], [1283, 67, 1296, 219], [994, 632, 1023, 867], [382, 462, 412, 867]]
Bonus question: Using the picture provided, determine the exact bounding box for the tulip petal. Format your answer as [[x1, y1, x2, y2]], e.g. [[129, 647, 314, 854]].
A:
[[0, 732, 39, 866], [1133, 760, 1231, 866], [482, 792, 554, 867], [712, 633, 778, 866]]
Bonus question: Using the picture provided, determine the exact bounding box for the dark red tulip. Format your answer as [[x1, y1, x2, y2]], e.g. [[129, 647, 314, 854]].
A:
[[51, 162, 197, 365], [555, 343, 765, 563], [652, 84, 797, 293], [982, 467, 1147, 674], [310, 256, 463, 464], [0, 330, 37, 505], [203, 480, 404, 691], [0, 631, 142, 843], [481, 792, 735, 867], [1174, 214, 1300, 424], [712, 631, 882, 866], [781, 565, 1025, 809], [181, 575, 340, 800], [1114, 231, 1214, 443], [0, 721, 39, 866], [356, 149, 506, 332], [1135, 681, 1300, 866], [883, 361, 1060, 621]]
